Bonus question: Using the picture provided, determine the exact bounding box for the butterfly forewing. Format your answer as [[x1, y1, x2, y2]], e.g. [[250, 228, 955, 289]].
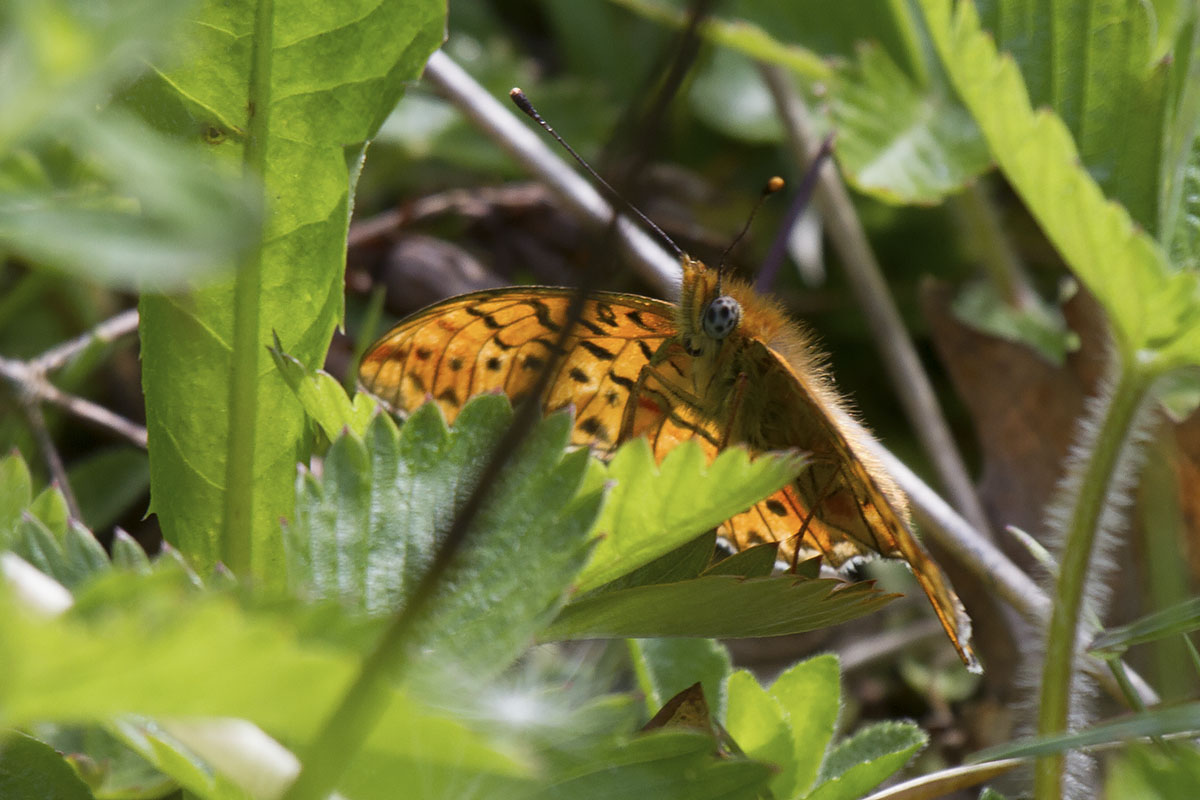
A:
[[359, 289, 678, 454]]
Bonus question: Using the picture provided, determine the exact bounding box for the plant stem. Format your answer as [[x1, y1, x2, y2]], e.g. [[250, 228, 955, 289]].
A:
[[1033, 360, 1151, 799], [221, 0, 274, 577]]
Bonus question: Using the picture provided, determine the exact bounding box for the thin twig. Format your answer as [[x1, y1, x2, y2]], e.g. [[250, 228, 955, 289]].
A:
[[758, 63, 995, 544], [30, 308, 140, 374], [422, 50, 681, 298], [19, 395, 82, 520], [0, 356, 148, 450]]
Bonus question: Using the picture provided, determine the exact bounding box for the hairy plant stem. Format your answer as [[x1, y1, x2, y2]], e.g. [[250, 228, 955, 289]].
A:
[[1033, 359, 1152, 799], [221, 0, 274, 577]]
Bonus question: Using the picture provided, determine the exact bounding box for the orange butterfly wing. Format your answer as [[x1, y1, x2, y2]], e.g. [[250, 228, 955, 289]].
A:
[[358, 288, 717, 456]]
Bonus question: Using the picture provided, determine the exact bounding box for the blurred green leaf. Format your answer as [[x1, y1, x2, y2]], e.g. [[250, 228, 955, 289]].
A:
[[630, 638, 732, 722], [808, 721, 927, 800], [701, 542, 779, 579], [138, 0, 446, 585], [575, 438, 805, 593], [288, 396, 601, 684], [0, 731, 95, 800], [833, 43, 991, 205], [0, 112, 260, 289], [689, 48, 783, 143], [546, 573, 896, 640], [0, 568, 532, 798], [0, 451, 34, 541], [1106, 743, 1200, 800]]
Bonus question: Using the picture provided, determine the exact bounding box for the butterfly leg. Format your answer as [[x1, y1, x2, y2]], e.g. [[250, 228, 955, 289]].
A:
[[617, 362, 714, 443]]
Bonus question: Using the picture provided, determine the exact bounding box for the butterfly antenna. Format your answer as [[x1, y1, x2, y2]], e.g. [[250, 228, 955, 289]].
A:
[[510, 88, 683, 259], [716, 176, 785, 293]]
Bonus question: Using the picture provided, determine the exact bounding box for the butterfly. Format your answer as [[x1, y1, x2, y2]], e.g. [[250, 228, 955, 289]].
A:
[[359, 254, 977, 671]]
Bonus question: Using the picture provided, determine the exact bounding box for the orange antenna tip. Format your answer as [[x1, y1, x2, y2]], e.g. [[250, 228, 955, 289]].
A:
[[766, 176, 785, 194]]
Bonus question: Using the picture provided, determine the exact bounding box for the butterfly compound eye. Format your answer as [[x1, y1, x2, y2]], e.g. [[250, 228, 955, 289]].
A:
[[702, 295, 742, 340]]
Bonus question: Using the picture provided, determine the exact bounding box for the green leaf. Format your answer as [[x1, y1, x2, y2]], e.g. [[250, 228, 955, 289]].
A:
[[0, 569, 531, 798], [269, 335, 376, 441], [701, 543, 779, 579], [833, 43, 991, 205], [110, 530, 152, 574], [593, 532, 717, 594], [0, 731, 95, 800], [974, 0, 1170, 231], [548, 574, 896, 641], [288, 396, 602, 684], [922, 0, 1200, 368], [608, 0, 833, 81], [0, 451, 33, 544], [138, 0, 446, 585], [971, 702, 1200, 763], [11, 515, 109, 590], [689, 48, 784, 143], [724, 670, 794, 797], [537, 728, 772, 800], [1106, 743, 1200, 800], [1089, 596, 1200, 657], [630, 638, 732, 722], [29, 723, 177, 800], [29, 484, 69, 539], [771, 654, 841, 795], [575, 439, 806, 594], [808, 721, 927, 800], [950, 280, 1078, 366]]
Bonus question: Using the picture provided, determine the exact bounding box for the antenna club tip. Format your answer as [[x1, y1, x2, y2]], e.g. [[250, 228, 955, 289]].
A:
[[766, 176, 785, 194], [509, 87, 524, 98]]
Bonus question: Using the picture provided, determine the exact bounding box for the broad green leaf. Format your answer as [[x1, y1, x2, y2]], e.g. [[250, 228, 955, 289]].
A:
[[0, 731, 94, 800], [108, 718, 250, 800], [771, 654, 841, 795], [575, 438, 806, 593], [537, 728, 772, 800], [138, 0, 446, 584], [630, 638, 732, 722], [833, 43, 991, 205], [0, 569, 531, 797], [1089, 596, 1200, 657], [808, 721, 927, 800], [724, 670, 795, 797], [269, 336, 375, 441], [974, 0, 1171, 231], [922, 0, 1200, 368], [288, 396, 601, 683], [547, 575, 897, 640]]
